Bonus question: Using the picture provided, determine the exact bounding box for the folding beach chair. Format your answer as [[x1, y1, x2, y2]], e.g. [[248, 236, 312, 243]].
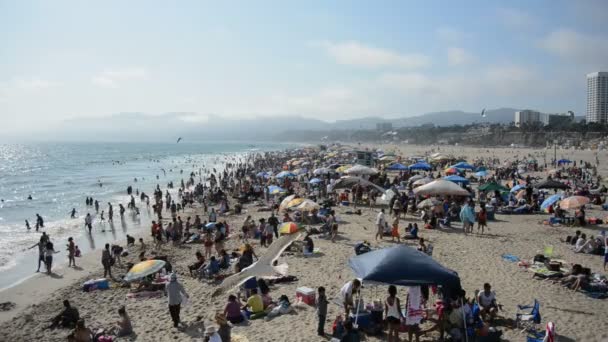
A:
[[526, 321, 556, 342], [516, 299, 541, 333]]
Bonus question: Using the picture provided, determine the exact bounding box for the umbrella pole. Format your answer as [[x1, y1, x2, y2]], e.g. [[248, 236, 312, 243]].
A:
[[354, 282, 362, 328]]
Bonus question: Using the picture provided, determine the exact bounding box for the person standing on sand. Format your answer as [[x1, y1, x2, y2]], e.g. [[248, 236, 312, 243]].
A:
[[101, 243, 113, 279], [108, 203, 113, 222], [67, 237, 76, 267], [165, 273, 189, 328], [44, 239, 59, 274], [375, 209, 386, 241], [84, 213, 93, 234]]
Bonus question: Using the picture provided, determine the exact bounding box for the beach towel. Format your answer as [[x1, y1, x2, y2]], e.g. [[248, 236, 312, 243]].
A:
[[405, 286, 423, 325], [501, 254, 520, 262]]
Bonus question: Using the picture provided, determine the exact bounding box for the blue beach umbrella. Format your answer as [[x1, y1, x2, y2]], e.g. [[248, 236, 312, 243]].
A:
[[452, 162, 475, 170], [386, 163, 409, 171], [540, 193, 563, 212], [309, 178, 323, 184], [276, 171, 296, 179], [409, 162, 432, 171], [268, 185, 286, 195], [475, 170, 488, 177], [443, 175, 470, 185], [510, 184, 526, 193]]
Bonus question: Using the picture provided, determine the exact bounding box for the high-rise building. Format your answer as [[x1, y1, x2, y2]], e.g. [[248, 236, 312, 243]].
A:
[[586, 72, 608, 123], [514, 110, 541, 127]]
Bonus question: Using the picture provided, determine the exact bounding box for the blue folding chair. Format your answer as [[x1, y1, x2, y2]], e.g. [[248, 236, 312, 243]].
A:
[[515, 299, 541, 333]]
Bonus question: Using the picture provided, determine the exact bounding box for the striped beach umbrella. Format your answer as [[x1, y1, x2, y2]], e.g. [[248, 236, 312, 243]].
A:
[[279, 222, 299, 235], [124, 259, 166, 282], [559, 196, 590, 210]]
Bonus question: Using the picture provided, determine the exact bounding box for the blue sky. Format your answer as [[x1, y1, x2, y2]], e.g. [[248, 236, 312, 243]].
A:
[[1, 0, 608, 133]]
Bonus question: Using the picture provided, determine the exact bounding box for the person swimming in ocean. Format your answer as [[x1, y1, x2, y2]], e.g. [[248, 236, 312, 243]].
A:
[[94, 200, 99, 213], [27, 195, 33, 200]]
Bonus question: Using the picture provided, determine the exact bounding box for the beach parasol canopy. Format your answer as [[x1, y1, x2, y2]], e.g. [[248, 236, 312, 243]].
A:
[[478, 182, 508, 192], [557, 159, 572, 165], [267, 185, 286, 195], [281, 197, 305, 211], [534, 179, 569, 190], [510, 184, 526, 193], [451, 162, 475, 170], [279, 222, 299, 235], [124, 260, 166, 282], [296, 199, 320, 211], [475, 170, 488, 177], [444, 175, 470, 185], [540, 193, 563, 212], [345, 165, 379, 176], [559, 196, 590, 209], [386, 163, 409, 171], [418, 198, 441, 209], [412, 177, 433, 186], [309, 178, 323, 184], [348, 245, 461, 294], [408, 162, 432, 171], [332, 176, 387, 194], [313, 167, 333, 175], [408, 175, 424, 182], [444, 167, 459, 175], [336, 165, 352, 173], [276, 171, 297, 179], [413, 179, 470, 196]]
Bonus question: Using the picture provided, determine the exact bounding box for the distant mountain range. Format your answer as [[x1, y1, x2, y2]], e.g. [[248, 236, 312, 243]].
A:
[[49, 108, 529, 142]]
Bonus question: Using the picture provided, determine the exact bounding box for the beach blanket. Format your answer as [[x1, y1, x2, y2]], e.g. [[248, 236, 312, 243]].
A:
[[405, 286, 423, 325], [501, 254, 520, 262], [528, 265, 563, 278]]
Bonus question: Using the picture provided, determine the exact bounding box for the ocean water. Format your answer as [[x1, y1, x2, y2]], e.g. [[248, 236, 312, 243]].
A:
[[0, 141, 285, 288]]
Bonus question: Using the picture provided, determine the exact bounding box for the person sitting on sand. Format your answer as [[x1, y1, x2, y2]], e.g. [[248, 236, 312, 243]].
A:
[[416, 238, 427, 254], [202, 256, 220, 279], [477, 283, 499, 322], [340, 279, 361, 316], [242, 288, 264, 315], [188, 251, 205, 277], [49, 300, 80, 329], [70, 319, 92, 342], [224, 294, 244, 324], [404, 223, 418, 240], [303, 235, 314, 255], [235, 244, 257, 272], [111, 306, 133, 337], [219, 249, 231, 269], [340, 319, 360, 342]]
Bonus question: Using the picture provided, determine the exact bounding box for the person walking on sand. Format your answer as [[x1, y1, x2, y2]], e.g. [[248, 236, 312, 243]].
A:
[[165, 273, 189, 328], [84, 213, 93, 234], [28, 232, 48, 272], [67, 237, 76, 267], [44, 239, 59, 274], [108, 203, 114, 222], [375, 209, 386, 241], [102, 243, 113, 279]]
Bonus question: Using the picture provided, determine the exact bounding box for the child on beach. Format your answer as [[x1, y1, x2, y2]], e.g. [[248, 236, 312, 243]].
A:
[[203, 233, 214, 259], [391, 217, 401, 243]]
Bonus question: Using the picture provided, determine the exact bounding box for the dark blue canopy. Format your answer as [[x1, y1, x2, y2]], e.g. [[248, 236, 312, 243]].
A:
[[386, 163, 408, 171], [444, 175, 470, 185], [348, 245, 461, 294], [408, 162, 432, 171]]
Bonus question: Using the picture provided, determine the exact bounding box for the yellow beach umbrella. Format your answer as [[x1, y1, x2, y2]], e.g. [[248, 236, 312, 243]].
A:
[[279, 222, 299, 235]]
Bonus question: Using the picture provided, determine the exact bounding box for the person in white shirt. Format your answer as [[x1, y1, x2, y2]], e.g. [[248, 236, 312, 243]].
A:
[[340, 279, 361, 316], [477, 283, 498, 321], [375, 209, 386, 241]]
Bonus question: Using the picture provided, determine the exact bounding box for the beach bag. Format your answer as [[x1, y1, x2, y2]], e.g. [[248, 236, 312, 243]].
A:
[[533, 254, 546, 263]]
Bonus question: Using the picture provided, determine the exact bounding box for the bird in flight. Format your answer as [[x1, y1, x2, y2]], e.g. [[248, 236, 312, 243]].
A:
[[176, 137, 182, 143], [481, 108, 486, 118]]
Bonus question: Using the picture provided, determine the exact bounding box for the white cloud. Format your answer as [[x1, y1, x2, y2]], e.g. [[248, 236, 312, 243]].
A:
[[92, 67, 148, 88], [12, 77, 61, 90], [435, 27, 468, 43], [497, 8, 536, 30], [447, 47, 476, 66], [540, 29, 608, 66], [315, 40, 430, 69]]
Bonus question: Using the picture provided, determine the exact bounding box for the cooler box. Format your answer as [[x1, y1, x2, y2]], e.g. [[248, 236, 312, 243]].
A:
[[349, 312, 371, 329], [83, 278, 109, 292], [296, 287, 316, 305]]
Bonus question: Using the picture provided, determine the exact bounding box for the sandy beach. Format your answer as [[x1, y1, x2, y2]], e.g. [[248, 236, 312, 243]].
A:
[[1, 144, 607, 341]]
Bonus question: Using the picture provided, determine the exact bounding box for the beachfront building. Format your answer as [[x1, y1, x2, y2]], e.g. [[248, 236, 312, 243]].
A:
[[586, 72, 608, 123], [514, 110, 542, 127]]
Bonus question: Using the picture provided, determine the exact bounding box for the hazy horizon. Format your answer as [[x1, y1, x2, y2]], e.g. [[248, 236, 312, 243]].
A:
[[2, 1, 608, 137]]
